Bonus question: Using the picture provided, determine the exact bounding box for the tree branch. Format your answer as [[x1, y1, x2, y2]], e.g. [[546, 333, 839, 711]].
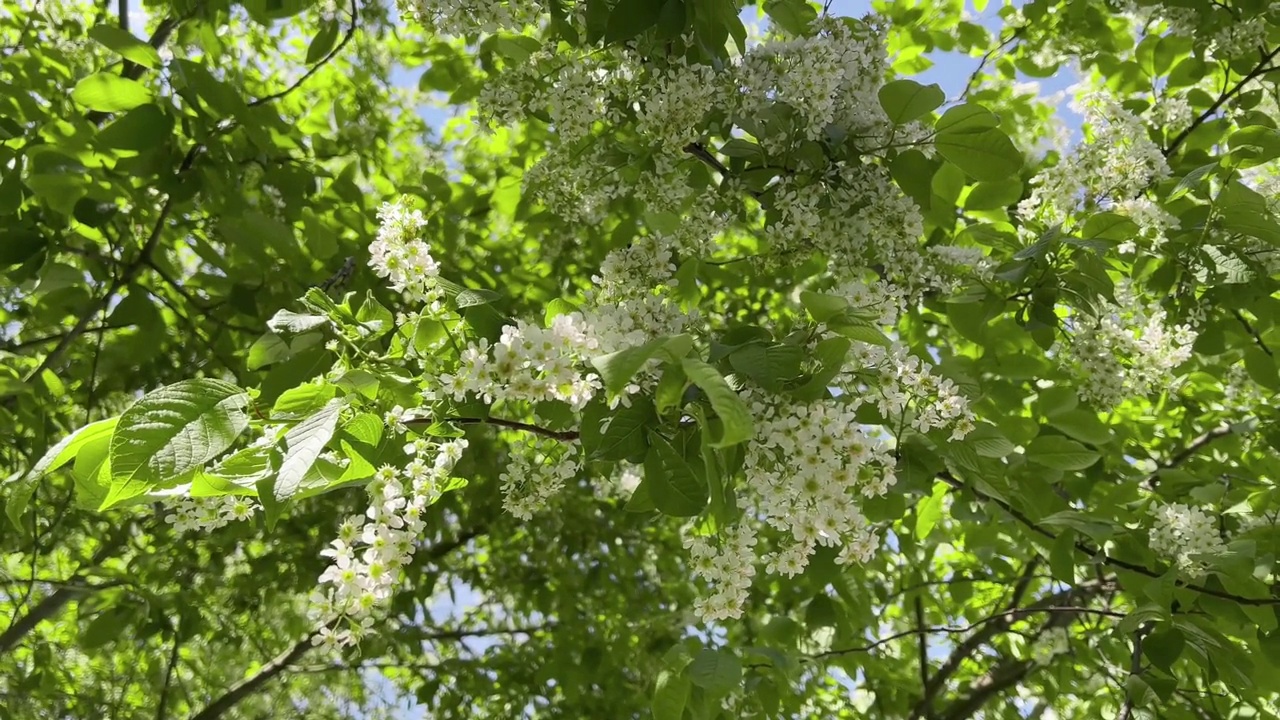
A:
[[405, 415, 580, 442], [765, 599, 1121, 669], [156, 622, 184, 720], [908, 580, 1113, 719], [1232, 309, 1272, 357], [915, 594, 931, 717], [958, 27, 1023, 101], [186, 634, 316, 720], [185, 527, 481, 720], [1164, 45, 1280, 157], [247, 0, 358, 108], [17, 195, 172, 388], [937, 599, 1095, 720], [1117, 624, 1151, 720], [940, 471, 1280, 605], [0, 533, 126, 655], [85, 14, 187, 124]]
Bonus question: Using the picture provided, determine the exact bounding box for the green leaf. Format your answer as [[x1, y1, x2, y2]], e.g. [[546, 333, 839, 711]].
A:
[[88, 25, 163, 68], [7, 418, 118, 529], [655, 362, 688, 415], [966, 424, 1016, 458], [965, 178, 1024, 211], [792, 336, 852, 400], [651, 670, 690, 720], [687, 648, 742, 694], [763, 0, 816, 35], [306, 18, 340, 64], [1144, 628, 1185, 672], [268, 310, 329, 334], [728, 343, 803, 392], [71, 74, 153, 113], [454, 288, 502, 308], [592, 335, 692, 396], [592, 401, 654, 462], [935, 127, 1023, 181], [935, 103, 999, 133], [270, 398, 343, 504], [1049, 529, 1076, 584], [97, 104, 174, 151], [1025, 436, 1100, 471], [878, 79, 945, 124], [1244, 346, 1279, 391], [624, 477, 656, 513], [1047, 410, 1112, 446], [643, 435, 708, 517], [681, 358, 754, 448], [605, 0, 664, 43], [103, 380, 250, 509], [272, 383, 336, 419], [799, 291, 848, 323], [544, 298, 579, 325], [915, 480, 948, 540]]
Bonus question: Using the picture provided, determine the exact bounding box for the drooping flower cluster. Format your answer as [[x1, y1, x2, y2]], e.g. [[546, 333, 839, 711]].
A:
[[1149, 502, 1227, 577], [500, 435, 581, 520], [162, 495, 257, 533], [1020, 91, 1172, 239], [310, 437, 468, 648], [478, 16, 944, 289], [369, 198, 443, 308], [733, 18, 898, 147], [580, 234, 693, 385], [744, 391, 893, 571], [1058, 285, 1197, 410], [686, 524, 758, 622]]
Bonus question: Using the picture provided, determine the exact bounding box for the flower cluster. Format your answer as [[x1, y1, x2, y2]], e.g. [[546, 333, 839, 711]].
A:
[[853, 342, 976, 439], [399, 0, 541, 34], [734, 18, 893, 147], [686, 524, 758, 621], [370, 198, 443, 308], [1030, 627, 1071, 665], [440, 314, 602, 411], [1019, 91, 1171, 239], [580, 234, 693, 392], [1149, 502, 1227, 577], [500, 436, 581, 520], [744, 391, 892, 573], [1058, 285, 1196, 410], [310, 437, 468, 648], [162, 495, 257, 533]]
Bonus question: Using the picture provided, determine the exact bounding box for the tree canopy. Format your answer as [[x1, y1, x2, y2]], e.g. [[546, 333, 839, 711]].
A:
[[5, 0, 1280, 717]]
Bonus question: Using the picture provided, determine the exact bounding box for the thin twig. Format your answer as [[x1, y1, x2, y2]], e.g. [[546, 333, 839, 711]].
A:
[[155, 620, 183, 720], [1232, 309, 1272, 357], [247, 0, 359, 108], [405, 416, 580, 442], [1117, 625, 1151, 720]]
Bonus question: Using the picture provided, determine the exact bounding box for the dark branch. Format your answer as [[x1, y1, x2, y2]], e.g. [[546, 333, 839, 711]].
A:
[[186, 634, 316, 720], [405, 415, 580, 442], [155, 622, 184, 720], [941, 470, 1280, 605], [1117, 625, 1151, 720], [247, 0, 358, 108], [1232, 309, 1272, 357], [1165, 45, 1280, 157], [908, 580, 1114, 719]]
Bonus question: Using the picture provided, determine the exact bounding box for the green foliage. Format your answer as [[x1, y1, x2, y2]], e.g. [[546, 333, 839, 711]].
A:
[[7, 0, 1280, 718]]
